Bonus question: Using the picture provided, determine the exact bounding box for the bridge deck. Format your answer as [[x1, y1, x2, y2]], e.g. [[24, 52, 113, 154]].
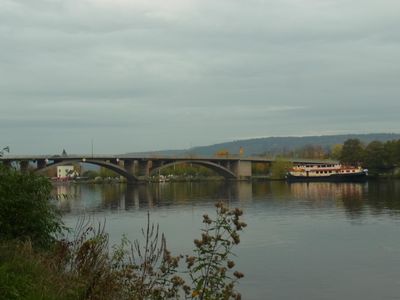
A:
[[0, 154, 338, 165]]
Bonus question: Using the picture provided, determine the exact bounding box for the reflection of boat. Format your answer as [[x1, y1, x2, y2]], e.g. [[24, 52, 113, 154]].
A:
[[287, 182, 365, 203], [286, 163, 367, 182]]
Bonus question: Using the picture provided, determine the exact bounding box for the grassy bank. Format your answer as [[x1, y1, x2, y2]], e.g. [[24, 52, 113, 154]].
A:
[[0, 242, 81, 300]]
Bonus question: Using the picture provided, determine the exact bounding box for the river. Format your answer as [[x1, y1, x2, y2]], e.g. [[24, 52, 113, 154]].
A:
[[55, 180, 400, 300]]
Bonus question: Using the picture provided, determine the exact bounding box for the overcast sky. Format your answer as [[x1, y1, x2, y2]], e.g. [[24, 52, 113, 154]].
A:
[[1, 0, 399, 154]]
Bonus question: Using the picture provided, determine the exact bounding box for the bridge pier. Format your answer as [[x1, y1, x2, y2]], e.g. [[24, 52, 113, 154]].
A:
[[138, 160, 152, 177], [231, 160, 252, 180], [221, 161, 231, 169], [37, 159, 47, 169], [123, 159, 140, 184], [20, 161, 29, 173], [123, 159, 135, 174]]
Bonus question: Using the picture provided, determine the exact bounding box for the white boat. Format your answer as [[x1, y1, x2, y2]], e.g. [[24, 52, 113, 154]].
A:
[[286, 163, 367, 182]]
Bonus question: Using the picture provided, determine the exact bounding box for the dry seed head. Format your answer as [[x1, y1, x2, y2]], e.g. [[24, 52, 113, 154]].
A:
[[234, 271, 244, 279], [202, 214, 212, 224], [186, 255, 196, 268], [234, 208, 243, 216], [201, 233, 211, 244], [231, 232, 240, 244], [183, 285, 191, 295], [171, 275, 185, 286], [227, 260, 235, 269], [220, 206, 229, 214], [194, 239, 203, 247]]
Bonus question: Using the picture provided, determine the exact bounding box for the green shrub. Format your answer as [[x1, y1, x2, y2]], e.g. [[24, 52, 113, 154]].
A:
[[0, 241, 82, 300], [0, 166, 64, 248]]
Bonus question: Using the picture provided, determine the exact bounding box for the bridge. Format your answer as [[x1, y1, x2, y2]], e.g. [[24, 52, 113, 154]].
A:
[[0, 154, 337, 183]]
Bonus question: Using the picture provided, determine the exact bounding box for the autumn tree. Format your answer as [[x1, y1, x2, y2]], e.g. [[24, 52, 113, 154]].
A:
[[330, 144, 343, 160], [270, 158, 292, 180], [252, 162, 270, 175], [215, 150, 229, 157]]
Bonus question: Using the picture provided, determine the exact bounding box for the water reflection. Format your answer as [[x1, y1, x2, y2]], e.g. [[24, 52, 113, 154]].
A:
[[288, 182, 366, 218], [56, 182, 246, 214], [366, 181, 400, 216], [55, 181, 400, 220]]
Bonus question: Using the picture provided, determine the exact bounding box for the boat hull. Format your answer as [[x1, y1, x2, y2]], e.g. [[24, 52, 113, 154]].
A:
[[286, 172, 367, 182]]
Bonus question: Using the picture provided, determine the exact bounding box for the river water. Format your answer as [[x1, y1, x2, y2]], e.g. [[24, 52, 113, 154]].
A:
[[56, 181, 400, 300]]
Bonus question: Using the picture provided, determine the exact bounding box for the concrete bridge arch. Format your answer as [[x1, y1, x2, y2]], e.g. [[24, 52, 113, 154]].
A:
[[35, 159, 139, 183], [150, 160, 237, 179]]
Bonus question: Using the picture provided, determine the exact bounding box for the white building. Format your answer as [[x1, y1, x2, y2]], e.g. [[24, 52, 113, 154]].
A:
[[57, 165, 79, 179]]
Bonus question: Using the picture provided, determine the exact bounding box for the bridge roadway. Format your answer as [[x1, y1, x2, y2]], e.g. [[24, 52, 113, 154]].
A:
[[0, 154, 337, 183]]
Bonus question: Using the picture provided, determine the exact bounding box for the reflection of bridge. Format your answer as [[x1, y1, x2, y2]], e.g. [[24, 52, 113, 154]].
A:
[[0, 155, 336, 183]]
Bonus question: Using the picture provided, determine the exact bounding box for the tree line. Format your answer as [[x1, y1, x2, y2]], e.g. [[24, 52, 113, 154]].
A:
[[276, 138, 400, 176], [339, 139, 400, 175]]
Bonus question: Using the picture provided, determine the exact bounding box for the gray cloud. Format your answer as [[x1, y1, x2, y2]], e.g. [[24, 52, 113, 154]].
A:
[[1, 0, 399, 154]]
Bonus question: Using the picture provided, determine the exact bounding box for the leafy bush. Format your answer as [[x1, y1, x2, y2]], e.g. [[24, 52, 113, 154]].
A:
[[0, 241, 81, 300], [0, 166, 64, 248]]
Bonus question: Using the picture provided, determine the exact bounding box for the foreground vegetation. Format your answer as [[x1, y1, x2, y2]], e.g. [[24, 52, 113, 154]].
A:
[[0, 166, 246, 299]]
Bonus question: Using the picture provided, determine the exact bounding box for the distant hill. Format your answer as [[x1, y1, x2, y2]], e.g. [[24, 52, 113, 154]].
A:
[[124, 133, 400, 157]]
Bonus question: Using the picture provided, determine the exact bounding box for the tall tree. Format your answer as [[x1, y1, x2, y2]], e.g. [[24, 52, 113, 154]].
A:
[[364, 141, 386, 175], [340, 139, 364, 165], [384, 140, 400, 167], [330, 144, 343, 160]]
